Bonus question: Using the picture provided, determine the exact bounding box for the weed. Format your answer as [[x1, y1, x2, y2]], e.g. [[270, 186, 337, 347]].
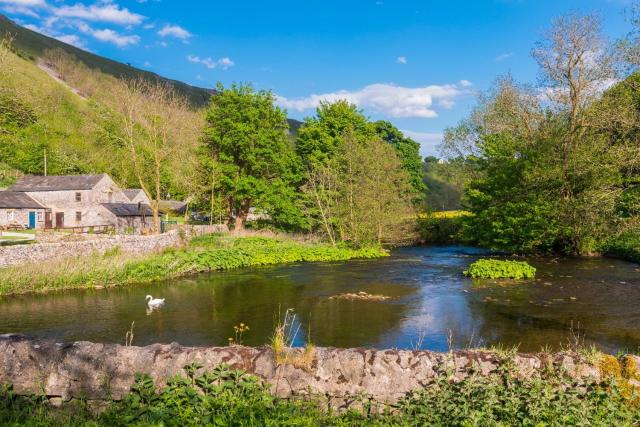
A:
[[124, 321, 134, 347], [228, 322, 249, 346], [270, 308, 316, 370], [464, 258, 536, 279]]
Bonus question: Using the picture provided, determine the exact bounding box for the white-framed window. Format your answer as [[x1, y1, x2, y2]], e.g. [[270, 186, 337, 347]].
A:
[[7, 210, 15, 222], [76, 211, 82, 222], [37, 211, 43, 221], [75, 192, 82, 202]]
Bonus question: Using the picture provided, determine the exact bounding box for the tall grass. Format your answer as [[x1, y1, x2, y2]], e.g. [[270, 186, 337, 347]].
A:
[[0, 234, 387, 296]]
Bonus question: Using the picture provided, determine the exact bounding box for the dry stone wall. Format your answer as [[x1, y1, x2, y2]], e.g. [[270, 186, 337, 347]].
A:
[[0, 334, 608, 410], [0, 225, 228, 268]]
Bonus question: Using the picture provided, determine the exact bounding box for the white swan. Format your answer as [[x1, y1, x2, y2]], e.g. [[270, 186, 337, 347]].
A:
[[145, 295, 165, 309]]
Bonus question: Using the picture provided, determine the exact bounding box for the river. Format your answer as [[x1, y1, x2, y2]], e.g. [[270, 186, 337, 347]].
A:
[[1, 246, 639, 353]]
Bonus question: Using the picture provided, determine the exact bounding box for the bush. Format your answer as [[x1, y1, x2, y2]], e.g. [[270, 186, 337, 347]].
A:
[[600, 232, 640, 264], [464, 258, 536, 279], [417, 211, 470, 244]]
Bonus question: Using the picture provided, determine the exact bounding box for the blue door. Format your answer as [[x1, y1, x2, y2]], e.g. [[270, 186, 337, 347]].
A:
[[28, 211, 36, 229]]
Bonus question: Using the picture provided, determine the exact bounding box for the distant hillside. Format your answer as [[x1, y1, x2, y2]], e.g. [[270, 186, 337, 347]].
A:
[[0, 14, 302, 130], [0, 14, 213, 107]]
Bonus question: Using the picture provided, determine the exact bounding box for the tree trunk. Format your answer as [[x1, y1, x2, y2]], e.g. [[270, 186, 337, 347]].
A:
[[234, 199, 251, 231], [154, 160, 162, 234]]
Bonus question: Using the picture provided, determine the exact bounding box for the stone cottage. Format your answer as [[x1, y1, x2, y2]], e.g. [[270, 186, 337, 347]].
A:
[[101, 202, 154, 234], [5, 174, 153, 234], [0, 192, 46, 230], [123, 189, 151, 205]]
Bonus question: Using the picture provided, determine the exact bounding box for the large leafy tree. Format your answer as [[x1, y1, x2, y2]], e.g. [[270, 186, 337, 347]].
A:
[[296, 100, 374, 167], [203, 83, 305, 231]]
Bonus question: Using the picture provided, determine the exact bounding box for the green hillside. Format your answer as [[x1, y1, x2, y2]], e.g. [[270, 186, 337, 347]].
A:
[[0, 14, 213, 107], [0, 39, 124, 187]]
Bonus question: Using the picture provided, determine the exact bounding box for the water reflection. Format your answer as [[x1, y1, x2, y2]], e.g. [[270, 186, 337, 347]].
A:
[[0, 246, 639, 352]]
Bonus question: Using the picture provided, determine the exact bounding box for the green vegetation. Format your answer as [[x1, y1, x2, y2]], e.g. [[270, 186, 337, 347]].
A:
[[417, 211, 471, 244], [600, 232, 640, 264], [2, 361, 639, 426], [0, 234, 387, 296], [202, 83, 306, 232], [464, 259, 536, 279], [436, 13, 640, 258], [298, 101, 418, 246]]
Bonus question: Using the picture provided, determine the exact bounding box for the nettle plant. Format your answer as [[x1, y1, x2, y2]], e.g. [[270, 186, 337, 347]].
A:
[[464, 259, 536, 280]]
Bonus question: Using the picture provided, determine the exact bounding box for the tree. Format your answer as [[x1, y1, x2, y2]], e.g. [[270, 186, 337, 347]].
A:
[[303, 129, 415, 246], [372, 120, 426, 196], [296, 100, 375, 167], [105, 78, 200, 233], [202, 83, 305, 231]]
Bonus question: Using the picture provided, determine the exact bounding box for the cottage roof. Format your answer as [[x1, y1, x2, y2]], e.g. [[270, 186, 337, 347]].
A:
[[0, 192, 46, 209], [102, 203, 153, 217], [122, 189, 145, 201], [8, 174, 108, 192]]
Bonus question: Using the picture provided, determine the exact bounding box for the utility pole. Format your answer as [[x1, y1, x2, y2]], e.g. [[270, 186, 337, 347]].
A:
[[43, 148, 47, 176]]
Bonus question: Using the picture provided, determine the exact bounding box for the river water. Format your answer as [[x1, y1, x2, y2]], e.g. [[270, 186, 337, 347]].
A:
[[1, 246, 639, 352]]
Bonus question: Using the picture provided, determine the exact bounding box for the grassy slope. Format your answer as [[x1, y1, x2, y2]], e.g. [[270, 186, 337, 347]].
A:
[[0, 14, 212, 107], [0, 43, 125, 185], [0, 235, 387, 295]]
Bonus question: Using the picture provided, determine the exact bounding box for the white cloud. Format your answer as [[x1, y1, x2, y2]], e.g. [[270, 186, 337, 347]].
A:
[[401, 130, 443, 156], [143, 23, 154, 29], [218, 57, 234, 69], [396, 56, 407, 64], [0, 0, 46, 7], [495, 52, 513, 62], [187, 54, 234, 70], [1, 4, 40, 17], [77, 22, 139, 47], [459, 79, 472, 87], [277, 82, 471, 119], [53, 2, 145, 25], [143, 60, 151, 67], [158, 24, 191, 40]]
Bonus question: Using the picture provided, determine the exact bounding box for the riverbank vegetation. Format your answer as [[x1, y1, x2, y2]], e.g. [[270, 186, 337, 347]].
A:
[[2, 358, 639, 426], [436, 12, 640, 257], [0, 234, 386, 296], [417, 210, 471, 244], [464, 259, 536, 280]]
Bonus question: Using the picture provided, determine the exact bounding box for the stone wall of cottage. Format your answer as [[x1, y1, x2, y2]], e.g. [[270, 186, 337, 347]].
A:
[[0, 334, 614, 410], [0, 207, 46, 229], [25, 175, 129, 229], [0, 225, 228, 268]]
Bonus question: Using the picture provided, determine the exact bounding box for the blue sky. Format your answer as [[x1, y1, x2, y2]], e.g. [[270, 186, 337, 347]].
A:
[[0, 0, 632, 156]]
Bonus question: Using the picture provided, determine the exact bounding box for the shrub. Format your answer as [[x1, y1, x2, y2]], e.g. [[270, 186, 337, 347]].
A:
[[464, 258, 536, 279], [417, 210, 471, 244], [599, 232, 640, 264]]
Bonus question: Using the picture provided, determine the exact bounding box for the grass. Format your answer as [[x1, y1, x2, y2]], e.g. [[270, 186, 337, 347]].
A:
[[0, 234, 388, 296], [464, 258, 536, 280], [270, 308, 316, 370], [2, 357, 640, 426]]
